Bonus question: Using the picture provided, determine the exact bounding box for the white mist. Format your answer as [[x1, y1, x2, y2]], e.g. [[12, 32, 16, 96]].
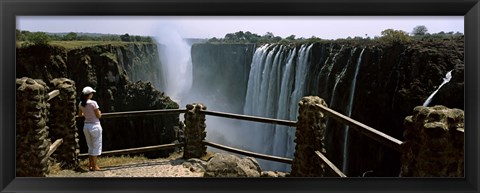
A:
[[154, 29, 193, 105]]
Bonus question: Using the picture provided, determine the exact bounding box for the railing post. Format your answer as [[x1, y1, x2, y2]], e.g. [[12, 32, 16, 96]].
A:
[[291, 96, 328, 177], [400, 105, 464, 177], [16, 77, 51, 177], [48, 78, 80, 169], [183, 103, 207, 159]]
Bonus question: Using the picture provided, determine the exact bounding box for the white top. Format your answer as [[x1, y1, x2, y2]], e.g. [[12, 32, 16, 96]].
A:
[[79, 100, 100, 123]]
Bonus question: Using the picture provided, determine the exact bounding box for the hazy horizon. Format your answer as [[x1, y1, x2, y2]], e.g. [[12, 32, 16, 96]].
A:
[[17, 16, 464, 40]]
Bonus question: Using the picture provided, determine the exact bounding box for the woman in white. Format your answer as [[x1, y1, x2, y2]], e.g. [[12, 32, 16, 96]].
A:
[[78, 86, 103, 171]]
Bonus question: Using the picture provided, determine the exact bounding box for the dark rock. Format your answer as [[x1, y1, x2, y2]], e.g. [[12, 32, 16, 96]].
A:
[[16, 43, 181, 158]]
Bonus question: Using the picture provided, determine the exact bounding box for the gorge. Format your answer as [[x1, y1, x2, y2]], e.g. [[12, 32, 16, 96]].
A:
[[16, 35, 464, 177], [188, 38, 464, 176]]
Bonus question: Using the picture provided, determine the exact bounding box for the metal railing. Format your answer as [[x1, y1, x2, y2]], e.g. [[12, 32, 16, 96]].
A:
[[73, 100, 405, 177], [76, 108, 186, 156], [314, 104, 403, 152], [201, 110, 297, 127]]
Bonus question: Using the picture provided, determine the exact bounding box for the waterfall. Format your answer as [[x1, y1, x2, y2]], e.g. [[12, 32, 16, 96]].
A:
[[329, 48, 357, 107], [342, 48, 365, 173], [285, 44, 313, 160], [423, 70, 453, 106], [320, 45, 344, 98], [243, 44, 313, 171], [273, 48, 297, 159]]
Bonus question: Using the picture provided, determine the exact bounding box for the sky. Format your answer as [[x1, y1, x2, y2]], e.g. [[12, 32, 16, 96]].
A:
[[16, 16, 464, 40]]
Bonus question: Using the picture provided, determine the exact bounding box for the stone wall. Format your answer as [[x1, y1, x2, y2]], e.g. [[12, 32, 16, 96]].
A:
[[16, 77, 51, 177], [400, 105, 464, 177], [16, 77, 82, 176], [290, 96, 328, 177], [183, 103, 207, 159], [48, 78, 80, 169]]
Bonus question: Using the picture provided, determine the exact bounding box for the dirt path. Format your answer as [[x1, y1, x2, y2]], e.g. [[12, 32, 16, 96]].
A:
[[47, 158, 204, 178]]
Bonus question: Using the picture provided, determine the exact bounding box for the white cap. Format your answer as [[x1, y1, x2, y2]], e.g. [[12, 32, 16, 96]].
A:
[[82, 86, 96, 95]]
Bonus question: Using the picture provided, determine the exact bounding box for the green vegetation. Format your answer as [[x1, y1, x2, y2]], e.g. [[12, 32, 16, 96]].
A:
[[208, 31, 307, 44], [16, 26, 464, 50], [378, 29, 412, 44], [16, 40, 153, 50], [100, 52, 118, 63], [206, 26, 463, 46], [16, 29, 154, 48], [20, 32, 51, 46], [412, 25, 428, 36]]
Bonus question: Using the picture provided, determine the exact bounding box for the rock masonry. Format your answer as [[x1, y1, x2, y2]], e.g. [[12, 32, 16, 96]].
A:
[[16, 77, 51, 176], [400, 105, 464, 177], [290, 96, 328, 177]]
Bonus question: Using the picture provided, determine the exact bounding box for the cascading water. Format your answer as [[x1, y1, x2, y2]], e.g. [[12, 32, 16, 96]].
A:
[[286, 44, 314, 160], [329, 48, 357, 107], [342, 48, 365, 173], [423, 70, 453, 107], [243, 44, 313, 171]]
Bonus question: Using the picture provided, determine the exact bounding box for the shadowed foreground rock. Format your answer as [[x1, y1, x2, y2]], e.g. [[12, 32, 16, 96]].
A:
[[16, 77, 51, 177], [400, 105, 464, 177]]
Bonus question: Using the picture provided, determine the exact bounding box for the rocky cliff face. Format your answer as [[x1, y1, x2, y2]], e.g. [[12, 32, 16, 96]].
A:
[[190, 38, 464, 176], [307, 39, 463, 176], [16, 43, 180, 157], [315, 39, 464, 176]]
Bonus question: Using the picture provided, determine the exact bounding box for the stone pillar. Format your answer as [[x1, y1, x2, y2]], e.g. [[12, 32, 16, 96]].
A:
[[48, 78, 80, 169], [183, 103, 207, 159], [290, 96, 328, 177], [16, 77, 51, 177], [400, 105, 464, 177]]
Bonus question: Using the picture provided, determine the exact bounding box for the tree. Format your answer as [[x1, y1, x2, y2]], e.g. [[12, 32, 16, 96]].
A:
[[412, 25, 428, 36], [235, 31, 245, 40], [380, 29, 411, 43], [16, 29, 24, 41], [263, 32, 274, 39], [27, 32, 51, 46], [286, 35, 296, 40], [120, 33, 131, 42], [64, 32, 78, 41]]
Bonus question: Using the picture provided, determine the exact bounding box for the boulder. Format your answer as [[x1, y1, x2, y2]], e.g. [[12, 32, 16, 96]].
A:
[[183, 158, 208, 173], [261, 171, 288, 177], [204, 153, 262, 177]]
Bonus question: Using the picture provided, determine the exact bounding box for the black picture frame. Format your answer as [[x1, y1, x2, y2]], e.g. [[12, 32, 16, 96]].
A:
[[1, 0, 479, 192]]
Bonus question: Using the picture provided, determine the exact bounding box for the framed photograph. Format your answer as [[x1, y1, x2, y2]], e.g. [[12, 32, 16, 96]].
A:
[[2, 0, 479, 192]]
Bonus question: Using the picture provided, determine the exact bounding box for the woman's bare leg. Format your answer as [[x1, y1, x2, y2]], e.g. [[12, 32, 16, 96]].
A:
[[92, 156, 101, 171]]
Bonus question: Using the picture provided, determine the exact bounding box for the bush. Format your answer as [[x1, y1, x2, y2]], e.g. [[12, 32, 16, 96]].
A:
[[379, 29, 411, 44], [27, 32, 51, 46]]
